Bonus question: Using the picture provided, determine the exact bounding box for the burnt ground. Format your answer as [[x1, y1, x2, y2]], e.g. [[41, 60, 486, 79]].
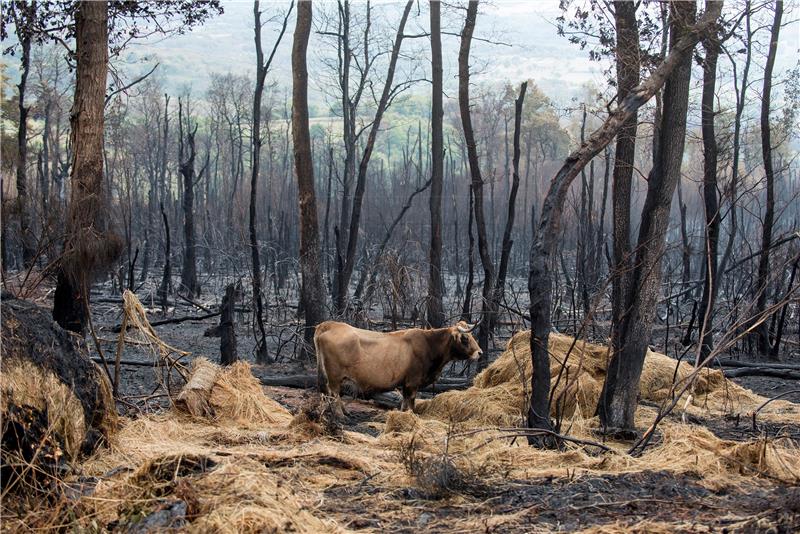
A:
[[321, 470, 800, 533], [25, 288, 800, 532]]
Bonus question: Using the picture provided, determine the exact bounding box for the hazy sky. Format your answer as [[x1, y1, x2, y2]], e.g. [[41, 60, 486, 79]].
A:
[[124, 1, 613, 105]]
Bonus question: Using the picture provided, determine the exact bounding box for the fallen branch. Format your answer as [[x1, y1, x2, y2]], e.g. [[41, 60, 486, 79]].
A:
[[716, 359, 800, 371], [257, 374, 471, 392], [112, 311, 221, 332], [724, 367, 800, 379]]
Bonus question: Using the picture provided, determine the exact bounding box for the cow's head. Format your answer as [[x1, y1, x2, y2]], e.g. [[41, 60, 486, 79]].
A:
[[450, 321, 482, 361]]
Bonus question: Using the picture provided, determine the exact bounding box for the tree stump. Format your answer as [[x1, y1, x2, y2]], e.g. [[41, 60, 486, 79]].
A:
[[220, 283, 238, 366]]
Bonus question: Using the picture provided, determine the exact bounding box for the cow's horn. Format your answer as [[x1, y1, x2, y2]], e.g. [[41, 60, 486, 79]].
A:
[[458, 321, 479, 333]]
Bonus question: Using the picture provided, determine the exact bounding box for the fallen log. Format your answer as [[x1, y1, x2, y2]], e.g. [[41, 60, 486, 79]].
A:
[[724, 367, 800, 380], [92, 357, 168, 368], [257, 374, 471, 394], [716, 359, 800, 371], [112, 311, 221, 333]]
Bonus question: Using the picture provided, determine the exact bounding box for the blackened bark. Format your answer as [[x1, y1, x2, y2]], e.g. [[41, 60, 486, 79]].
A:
[[528, 0, 721, 443], [292, 0, 327, 356], [460, 1, 495, 365], [220, 283, 238, 366], [598, 1, 699, 434], [251, 1, 292, 363], [179, 100, 199, 297], [13, 1, 36, 267], [158, 202, 171, 310], [755, 1, 782, 356], [698, 8, 721, 363], [427, 0, 445, 328], [54, 0, 120, 333], [338, 1, 414, 313], [609, 0, 640, 380]]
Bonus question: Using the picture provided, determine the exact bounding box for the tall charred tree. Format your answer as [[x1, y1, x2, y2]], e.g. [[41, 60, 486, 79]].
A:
[[527, 1, 723, 444], [597, 1, 700, 435], [179, 98, 199, 298], [251, 1, 294, 363], [334, 0, 414, 313], [697, 3, 722, 364], [53, 0, 121, 333], [11, 1, 37, 267], [609, 0, 640, 379], [292, 0, 326, 355], [459, 1, 495, 366], [754, 1, 782, 357], [427, 0, 445, 328]]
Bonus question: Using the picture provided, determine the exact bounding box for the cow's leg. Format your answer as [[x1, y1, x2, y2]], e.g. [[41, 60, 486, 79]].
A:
[[327, 377, 346, 419], [401, 386, 417, 413]]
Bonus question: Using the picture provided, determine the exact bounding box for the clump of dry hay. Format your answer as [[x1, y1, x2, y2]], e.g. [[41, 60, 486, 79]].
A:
[[15, 330, 799, 531], [175, 358, 291, 427], [0, 358, 87, 462], [416, 331, 800, 428]]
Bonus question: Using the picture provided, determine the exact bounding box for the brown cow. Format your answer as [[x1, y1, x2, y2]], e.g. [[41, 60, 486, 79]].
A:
[[314, 320, 482, 415]]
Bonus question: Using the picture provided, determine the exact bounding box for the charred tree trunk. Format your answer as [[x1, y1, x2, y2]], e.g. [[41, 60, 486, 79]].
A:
[[427, 0, 445, 328], [220, 283, 238, 366], [250, 1, 292, 363], [597, 1, 699, 435], [608, 0, 640, 384], [53, 0, 120, 333], [528, 1, 721, 444], [338, 1, 413, 314], [292, 0, 326, 356], [698, 12, 721, 364], [13, 1, 36, 267], [755, 1, 782, 357], [460, 1, 495, 366], [158, 202, 171, 310], [179, 100, 199, 298]]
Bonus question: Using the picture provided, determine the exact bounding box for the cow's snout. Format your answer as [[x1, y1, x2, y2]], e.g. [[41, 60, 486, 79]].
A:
[[471, 349, 483, 361]]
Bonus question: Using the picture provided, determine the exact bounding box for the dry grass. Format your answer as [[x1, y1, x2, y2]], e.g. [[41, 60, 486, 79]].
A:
[[5, 330, 799, 531]]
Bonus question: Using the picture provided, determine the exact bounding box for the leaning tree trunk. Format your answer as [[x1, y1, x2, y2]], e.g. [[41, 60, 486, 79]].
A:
[[53, 0, 121, 333], [292, 0, 326, 357], [597, 1, 699, 436], [427, 0, 445, 328], [528, 0, 722, 445], [460, 1, 495, 367], [755, 1, 782, 357]]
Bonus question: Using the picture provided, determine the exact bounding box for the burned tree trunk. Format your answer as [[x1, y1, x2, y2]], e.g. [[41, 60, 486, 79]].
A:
[[219, 283, 238, 366], [250, 2, 292, 363], [179, 99, 199, 297], [460, 1, 495, 366], [597, 1, 699, 435], [755, 1, 782, 357], [12, 1, 36, 268], [292, 0, 327, 356], [609, 0, 640, 382], [528, 1, 722, 444], [697, 13, 721, 363], [53, 0, 121, 333], [427, 0, 445, 328], [158, 202, 171, 311]]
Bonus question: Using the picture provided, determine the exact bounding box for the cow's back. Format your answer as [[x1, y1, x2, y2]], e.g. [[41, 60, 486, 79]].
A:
[[315, 321, 416, 392]]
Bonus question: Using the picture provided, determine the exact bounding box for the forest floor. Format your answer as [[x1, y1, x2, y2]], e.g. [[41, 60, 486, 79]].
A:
[[4, 279, 799, 533]]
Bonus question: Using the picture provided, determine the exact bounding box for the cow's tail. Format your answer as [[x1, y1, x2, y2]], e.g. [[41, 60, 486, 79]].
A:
[[314, 325, 330, 395]]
